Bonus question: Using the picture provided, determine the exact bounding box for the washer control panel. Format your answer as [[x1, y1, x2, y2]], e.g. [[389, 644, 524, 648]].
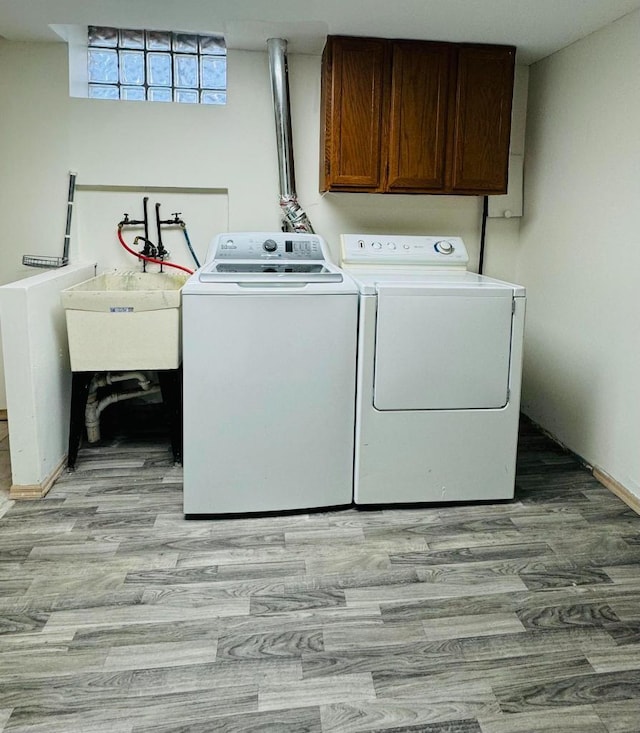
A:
[[207, 232, 325, 261], [340, 234, 469, 267]]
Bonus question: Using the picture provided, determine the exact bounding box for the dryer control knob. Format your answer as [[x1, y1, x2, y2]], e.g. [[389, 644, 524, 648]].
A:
[[263, 239, 278, 252], [434, 240, 454, 255], [372, 242, 382, 249]]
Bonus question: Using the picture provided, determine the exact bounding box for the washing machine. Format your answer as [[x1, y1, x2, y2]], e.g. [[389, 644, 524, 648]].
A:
[[341, 233, 526, 505], [182, 232, 358, 516]]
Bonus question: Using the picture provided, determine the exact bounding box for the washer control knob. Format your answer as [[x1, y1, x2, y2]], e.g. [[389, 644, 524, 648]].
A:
[[387, 242, 397, 250], [372, 242, 382, 249], [434, 240, 455, 255], [263, 239, 278, 252]]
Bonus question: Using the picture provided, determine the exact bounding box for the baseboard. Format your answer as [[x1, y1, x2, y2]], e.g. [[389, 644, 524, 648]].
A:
[[593, 467, 640, 516], [10, 455, 67, 500], [521, 414, 640, 516]]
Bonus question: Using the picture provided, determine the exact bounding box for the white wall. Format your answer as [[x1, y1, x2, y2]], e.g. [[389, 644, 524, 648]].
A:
[[0, 36, 527, 467], [0, 42, 72, 285], [483, 64, 528, 282], [0, 264, 96, 488], [518, 10, 640, 496], [0, 41, 72, 413], [0, 40, 528, 274], [66, 49, 495, 269], [4, 21, 638, 499]]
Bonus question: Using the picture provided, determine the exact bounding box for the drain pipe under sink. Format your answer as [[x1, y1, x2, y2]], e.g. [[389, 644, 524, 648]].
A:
[[85, 371, 160, 443]]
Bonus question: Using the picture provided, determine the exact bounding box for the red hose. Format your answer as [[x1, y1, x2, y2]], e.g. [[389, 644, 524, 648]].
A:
[[117, 228, 194, 275]]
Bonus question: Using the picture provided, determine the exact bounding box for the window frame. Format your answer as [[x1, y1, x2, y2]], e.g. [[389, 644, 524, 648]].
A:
[[86, 26, 227, 105]]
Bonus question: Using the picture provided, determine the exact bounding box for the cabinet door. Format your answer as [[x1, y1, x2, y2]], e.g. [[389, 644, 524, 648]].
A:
[[448, 45, 515, 193], [386, 41, 452, 192], [320, 37, 388, 192]]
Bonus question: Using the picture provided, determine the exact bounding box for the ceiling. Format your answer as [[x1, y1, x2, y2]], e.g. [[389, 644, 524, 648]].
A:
[[1, 0, 639, 64]]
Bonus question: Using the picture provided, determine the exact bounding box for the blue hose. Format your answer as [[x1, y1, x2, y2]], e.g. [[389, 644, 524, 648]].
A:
[[182, 226, 200, 268]]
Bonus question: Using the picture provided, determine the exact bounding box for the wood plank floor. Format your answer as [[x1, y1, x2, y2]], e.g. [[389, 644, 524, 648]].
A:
[[1, 412, 640, 732], [0, 420, 11, 519]]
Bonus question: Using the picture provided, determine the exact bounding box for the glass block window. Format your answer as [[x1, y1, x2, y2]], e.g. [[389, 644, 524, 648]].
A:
[[88, 26, 227, 104]]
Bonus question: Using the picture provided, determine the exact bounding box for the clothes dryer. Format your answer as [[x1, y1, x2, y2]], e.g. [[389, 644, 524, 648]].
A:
[[341, 233, 526, 505]]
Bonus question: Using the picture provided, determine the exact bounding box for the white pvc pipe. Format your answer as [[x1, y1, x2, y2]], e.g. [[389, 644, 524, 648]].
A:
[[85, 371, 156, 443]]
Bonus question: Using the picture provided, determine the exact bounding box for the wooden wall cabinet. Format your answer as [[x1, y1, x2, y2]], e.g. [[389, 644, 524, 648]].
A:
[[320, 36, 516, 195]]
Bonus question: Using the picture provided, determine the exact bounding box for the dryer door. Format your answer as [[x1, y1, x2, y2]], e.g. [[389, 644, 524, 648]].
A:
[[374, 284, 514, 410]]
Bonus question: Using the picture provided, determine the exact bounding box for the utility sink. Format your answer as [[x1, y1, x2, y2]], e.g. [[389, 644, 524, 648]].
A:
[[62, 271, 189, 371]]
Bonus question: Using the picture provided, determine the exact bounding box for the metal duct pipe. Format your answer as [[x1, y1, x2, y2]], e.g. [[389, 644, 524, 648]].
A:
[[267, 38, 314, 233]]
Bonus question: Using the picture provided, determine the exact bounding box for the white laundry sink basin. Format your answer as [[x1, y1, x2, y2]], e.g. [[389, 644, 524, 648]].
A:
[[61, 271, 189, 371]]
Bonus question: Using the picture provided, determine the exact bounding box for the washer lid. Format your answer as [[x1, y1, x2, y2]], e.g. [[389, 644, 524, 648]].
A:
[[182, 263, 358, 295], [198, 261, 344, 283]]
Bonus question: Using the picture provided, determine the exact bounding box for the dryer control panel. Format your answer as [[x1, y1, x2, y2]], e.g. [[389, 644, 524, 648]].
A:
[[340, 234, 469, 267]]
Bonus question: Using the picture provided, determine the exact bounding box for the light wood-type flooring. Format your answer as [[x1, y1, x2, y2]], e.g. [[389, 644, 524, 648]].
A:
[[0, 420, 11, 519], [1, 409, 640, 732]]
